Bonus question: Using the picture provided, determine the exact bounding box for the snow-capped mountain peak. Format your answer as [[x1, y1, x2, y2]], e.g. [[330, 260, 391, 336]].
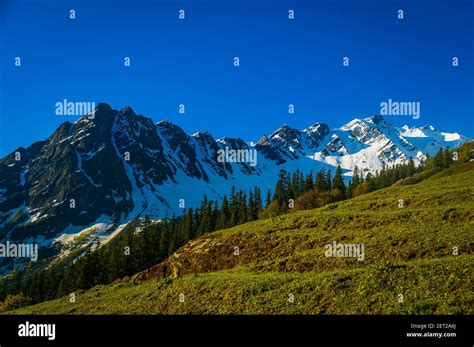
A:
[[0, 104, 470, 273]]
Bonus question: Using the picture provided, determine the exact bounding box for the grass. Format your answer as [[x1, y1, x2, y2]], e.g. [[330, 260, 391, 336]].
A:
[[6, 162, 474, 314], [9, 256, 473, 315]]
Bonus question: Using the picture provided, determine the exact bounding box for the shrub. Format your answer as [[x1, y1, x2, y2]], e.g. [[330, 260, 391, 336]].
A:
[[294, 190, 339, 211], [258, 200, 284, 219], [353, 182, 371, 197], [0, 293, 31, 312]]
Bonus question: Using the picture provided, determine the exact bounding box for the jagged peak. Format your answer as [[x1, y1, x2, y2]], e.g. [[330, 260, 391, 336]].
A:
[[119, 105, 135, 115], [217, 136, 248, 149], [304, 121, 322, 130], [0, 146, 29, 164], [157, 120, 173, 127], [303, 122, 330, 136], [338, 117, 365, 131], [270, 124, 300, 139], [363, 114, 390, 126], [350, 117, 363, 124], [192, 130, 213, 138], [192, 131, 216, 146], [257, 135, 270, 146], [74, 102, 116, 125], [156, 121, 188, 140], [49, 121, 74, 142], [157, 120, 183, 130]]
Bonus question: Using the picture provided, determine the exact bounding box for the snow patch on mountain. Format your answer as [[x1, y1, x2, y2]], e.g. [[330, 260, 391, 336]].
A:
[[0, 104, 471, 273]]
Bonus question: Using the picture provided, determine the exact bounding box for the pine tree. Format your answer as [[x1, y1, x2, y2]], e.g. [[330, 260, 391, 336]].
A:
[[265, 189, 272, 208], [238, 191, 248, 224], [211, 200, 219, 231], [433, 147, 444, 167], [229, 187, 239, 226], [285, 171, 292, 201], [407, 157, 416, 176], [304, 172, 314, 192], [247, 191, 256, 221], [196, 195, 211, 236], [315, 168, 325, 192], [140, 216, 154, 266], [298, 171, 304, 194], [332, 165, 345, 198], [11, 268, 23, 295], [352, 166, 360, 186], [274, 169, 288, 208], [28, 271, 39, 300], [291, 172, 299, 198], [168, 217, 178, 255], [254, 187, 262, 212], [325, 169, 332, 192], [123, 225, 135, 275], [444, 148, 452, 168], [365, 172, 375, 191], [183, 208, 194, 242], [218, 195, 230, 229]]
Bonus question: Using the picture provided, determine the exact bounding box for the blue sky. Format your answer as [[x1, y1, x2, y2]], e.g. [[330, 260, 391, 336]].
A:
[[0, 0, 473, 157]]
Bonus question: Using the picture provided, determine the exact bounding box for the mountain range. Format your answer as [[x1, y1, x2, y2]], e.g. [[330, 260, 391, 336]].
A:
[[0, 103, 470, 271]]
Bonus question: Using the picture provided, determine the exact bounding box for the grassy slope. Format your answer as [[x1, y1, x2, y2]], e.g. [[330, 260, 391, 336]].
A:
[[8, 163, 474, 314]]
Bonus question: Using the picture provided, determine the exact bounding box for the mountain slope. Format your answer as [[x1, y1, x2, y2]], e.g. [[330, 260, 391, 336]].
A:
[[9, 161, 474, 314], [0, 103, 470, 273]]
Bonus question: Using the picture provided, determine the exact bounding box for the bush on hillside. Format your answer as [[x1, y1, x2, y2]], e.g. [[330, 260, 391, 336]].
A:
[[0, 293, 31, 313], [294, 190, 339, 211]]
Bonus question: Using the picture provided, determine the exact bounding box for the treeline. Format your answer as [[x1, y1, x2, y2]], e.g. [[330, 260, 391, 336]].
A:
[[0, 142, 471, 309], [0, 187, 264, 306], [264, 159, 418, 215], [262, 144, 471, 216], [262, 165, 346, 216]]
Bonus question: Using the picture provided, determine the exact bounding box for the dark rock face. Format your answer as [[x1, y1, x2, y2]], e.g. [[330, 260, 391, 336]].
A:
[[256, 122, 330, 164], [0, 104, 136, 242], [156, 122, 207, 181], [1, 105, 467, 273], [193, 132, 230, 179], [0, 103, 274, 252]]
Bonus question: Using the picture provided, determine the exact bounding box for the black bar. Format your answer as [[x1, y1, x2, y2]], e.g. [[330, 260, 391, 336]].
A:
[[0, 315, 471, 345]]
